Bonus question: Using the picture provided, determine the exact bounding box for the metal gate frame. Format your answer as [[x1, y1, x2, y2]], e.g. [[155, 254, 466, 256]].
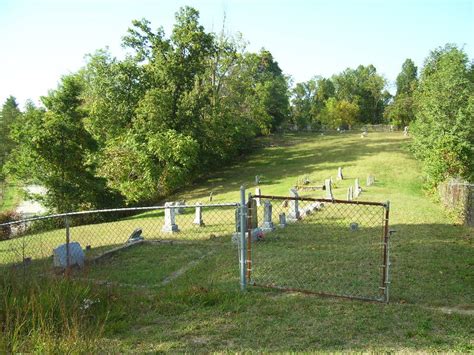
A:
[[244, 193, 391, 303]]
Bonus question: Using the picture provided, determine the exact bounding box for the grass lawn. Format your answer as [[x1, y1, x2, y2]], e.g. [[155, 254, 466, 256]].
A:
[[3, 131, 473, 351]]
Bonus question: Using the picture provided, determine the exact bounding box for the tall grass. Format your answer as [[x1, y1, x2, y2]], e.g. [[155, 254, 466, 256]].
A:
[[0, 271, 113, 353]]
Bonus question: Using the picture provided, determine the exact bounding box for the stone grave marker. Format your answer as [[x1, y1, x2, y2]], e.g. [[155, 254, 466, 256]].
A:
[[262, 200, 275, 231], [288, 188, 300, 221], [347, 186, 353, 201], [193, 202, 204, 226], [325, 179, 334, 199], [337, 167, 344, 180], [279, 213, 286, 228], [162, 202, 179, 233], [354, 178, 361, 198], [255, 187, 262, 206]]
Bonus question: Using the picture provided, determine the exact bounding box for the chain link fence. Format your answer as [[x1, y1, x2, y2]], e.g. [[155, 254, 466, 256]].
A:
[[0, 203, 239, 280], [246, 194, 391, 302], [438, 179, 474, 227]]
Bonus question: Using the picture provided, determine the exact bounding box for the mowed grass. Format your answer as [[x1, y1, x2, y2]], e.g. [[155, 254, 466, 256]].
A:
[[0, 179, 21, 212], [4, 131, 474, 351]]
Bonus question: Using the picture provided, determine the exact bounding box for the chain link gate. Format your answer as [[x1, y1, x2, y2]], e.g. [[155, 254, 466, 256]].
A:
[[245, 194, 391, 302]]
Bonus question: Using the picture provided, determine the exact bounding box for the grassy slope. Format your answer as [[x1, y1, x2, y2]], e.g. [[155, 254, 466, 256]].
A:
[[8, 132, 474, 351]]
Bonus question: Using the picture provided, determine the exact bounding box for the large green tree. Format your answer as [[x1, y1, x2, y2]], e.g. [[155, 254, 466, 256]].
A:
[[0, 96, 21, 178], [411, 44, 474, 187], [384, 59, 418, 127], [332, 65, 387, 124], [8, 76, 121, 212]]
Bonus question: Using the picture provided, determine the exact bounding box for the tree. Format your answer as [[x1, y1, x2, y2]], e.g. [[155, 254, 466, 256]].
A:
[[411, 44, 474, 187], [332, 65, 387, 124], [385, 59, 418, 127], [8, 76, 121, 212], [320, 98, 359, 129], [0, 96, 21, 168]]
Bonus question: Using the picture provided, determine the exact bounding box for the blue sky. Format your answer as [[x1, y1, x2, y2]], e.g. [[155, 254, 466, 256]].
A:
[[1, 0, 473, 107]]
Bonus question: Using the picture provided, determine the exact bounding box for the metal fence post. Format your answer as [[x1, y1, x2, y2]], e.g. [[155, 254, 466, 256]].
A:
[[382, 201, 390, 302], [65, 215, 70, 275], [239, 186, 247, 291]]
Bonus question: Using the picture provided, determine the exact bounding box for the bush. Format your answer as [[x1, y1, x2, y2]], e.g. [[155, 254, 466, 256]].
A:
[[0, 210, 20, 240]]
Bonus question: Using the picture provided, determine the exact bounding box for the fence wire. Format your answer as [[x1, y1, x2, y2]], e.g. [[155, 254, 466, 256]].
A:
[[0, 203, 239, 280], [248, 195, 390, 302]]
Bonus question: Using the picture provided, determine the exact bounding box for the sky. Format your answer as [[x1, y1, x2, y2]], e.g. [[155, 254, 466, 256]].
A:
[[0, 0, 473, 107]]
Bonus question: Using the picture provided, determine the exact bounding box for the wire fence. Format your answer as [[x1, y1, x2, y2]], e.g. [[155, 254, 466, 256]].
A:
[[438, 179, 474, 227], [246, 194, 391, 302], [0, 203, 239, 279]]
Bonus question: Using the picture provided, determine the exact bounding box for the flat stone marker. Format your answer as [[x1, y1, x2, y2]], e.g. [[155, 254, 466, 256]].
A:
[[193, 202, 204, 226], [325, 179, 334, 199], [337, 167, 344, 180], [288, 188, 300, 221], [255, 187, 262, 206], [354, 179, 361, 198], [262, 200, 275, 231], [162, 202, 179, 233]]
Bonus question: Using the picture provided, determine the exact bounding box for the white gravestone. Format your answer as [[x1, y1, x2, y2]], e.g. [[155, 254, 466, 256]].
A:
[[337, 167, 344, 180], [347, 186, 353, 201], [53, 242, 84, 268], [403, 126, 409, 136], [354, 178, 361, 198], [262, 200, 275, 231], [288, 188, 300, 221], [255, 175, 260, 185], [193, 202, 204, 226], [162, 202, 179, 233], [255, 187, 262, 206], [366, 174, 375, 187], [325, 179, 334, 199]]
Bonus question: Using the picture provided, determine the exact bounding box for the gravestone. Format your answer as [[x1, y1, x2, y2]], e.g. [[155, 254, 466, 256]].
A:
[[337, 167, 344, 180], [162, 202, 179, 233], [354, 178, 361, 198], [279, 213, 287, 228], [255, 187, 262, 206], [175, 200, 185, 214], [209, 192, 213, 202], [127, 228, 144, 243], [262, 200, 275, 231], [288, 188, 300, 221], [325, 179, 334, 199], [361, 131, 368, 138], [53, 242, 84, 268], [366, 174, 375, 187], [403, 126, 409, 136], [347, 186, 353, 201], [193, 202, 204, 226], [255, 175, 260, 185]]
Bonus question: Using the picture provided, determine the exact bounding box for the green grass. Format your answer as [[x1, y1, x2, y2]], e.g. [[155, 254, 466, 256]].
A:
[[2, 131, 473, 351]]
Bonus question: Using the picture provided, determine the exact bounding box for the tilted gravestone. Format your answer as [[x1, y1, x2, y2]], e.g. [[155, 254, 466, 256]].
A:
[[288, 188, 300, 221], [193, 202, 204, 226], [325, 179, 334, 199], [162, 202, 179, 233]]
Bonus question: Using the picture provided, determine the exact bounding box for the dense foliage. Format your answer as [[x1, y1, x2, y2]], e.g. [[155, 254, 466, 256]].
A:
[[290, 65, 390, 129], [3, 6, 472, 210], [410, 45, 474, 186], [6, 7, 290, 211], [384, 59, 418, 127]]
